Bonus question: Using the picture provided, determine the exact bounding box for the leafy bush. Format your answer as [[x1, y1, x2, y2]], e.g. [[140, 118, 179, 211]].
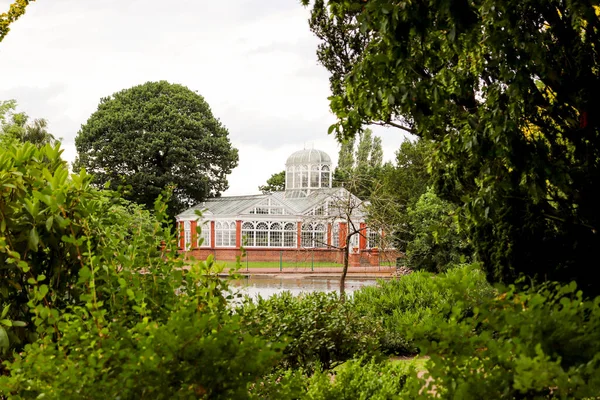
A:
[[249, 359, 415, 400], [306, 358, 414, 400], [405, 189, 472, 272], [0, 288, 280, 399], [353, 264, 494, 355], [238, 291, 381, 372], [0, 141, 283, 398], [0, 142, 169, 352], [405, 282, 600, 398]]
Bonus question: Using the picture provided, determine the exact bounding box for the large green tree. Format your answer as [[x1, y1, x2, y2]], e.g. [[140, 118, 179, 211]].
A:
[[74, 81, 239, 216], [303, 0, 600, 294]]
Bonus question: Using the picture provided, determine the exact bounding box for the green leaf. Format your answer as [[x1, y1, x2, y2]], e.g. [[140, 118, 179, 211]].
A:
[[0, 326, 9, 355], [0, 319, 12, 327], [28, 228, 39, 250], [46, 216, 54, 231], [38, 285, 49, 299]]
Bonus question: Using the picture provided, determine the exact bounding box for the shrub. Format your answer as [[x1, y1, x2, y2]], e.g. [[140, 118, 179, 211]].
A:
[[405, 189, 472, 272], [353, 264, 494, 355], [0, 293, 280, 399], [249, 359, 416, 400], [0, 142, 170, 353], [237, 291, 381, 372], [405, 281, 600, 398], [0, 141, 283, 398], [306, 358, 415, 400]]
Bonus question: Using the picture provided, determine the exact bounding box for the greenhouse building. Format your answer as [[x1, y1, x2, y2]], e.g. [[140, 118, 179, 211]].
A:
[[176, 148, 396, 266]]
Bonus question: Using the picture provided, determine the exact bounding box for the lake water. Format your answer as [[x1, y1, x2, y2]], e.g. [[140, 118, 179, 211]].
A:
[[229, 275, 384, 298]]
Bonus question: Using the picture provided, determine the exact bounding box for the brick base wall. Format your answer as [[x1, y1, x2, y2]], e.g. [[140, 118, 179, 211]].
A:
[[182, 247, 402, 266]]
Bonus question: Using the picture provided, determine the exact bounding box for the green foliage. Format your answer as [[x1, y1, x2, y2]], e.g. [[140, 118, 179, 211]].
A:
[[406, 282, 600, 399], [353, 264, 494, 355], [0, 1, 35, 43], [303, 0, 600, 296], [74, 81, 239, 217], [0, 141, 282, 397], [0, 100, 57, 146], [250, 359, 415, 400], [405, 189, 472, 272], [334, 128, 384, 199], [249, 368, 309, 399], [238, 291, 381, 372], [0, 141, 166, 351], [259, 170, 285, 193], [1, 297, 279, 399], [306, 358, 413, 400], [367, 138, 433, 252]]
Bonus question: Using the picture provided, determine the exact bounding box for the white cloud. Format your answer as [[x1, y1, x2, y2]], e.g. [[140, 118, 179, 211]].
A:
[[0, 0, 411, 196]]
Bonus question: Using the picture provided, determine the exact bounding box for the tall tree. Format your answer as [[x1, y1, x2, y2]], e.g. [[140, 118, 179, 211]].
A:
[[303, 0, 600, 295], [369, 136, 383, 168], [334, 136, 355, 183], [258, 170, 285, 193], [74, 81, 239, 216], [368, 138, 433, 252], [0, 0, 35, 43], [333, 128, 383, 198], [355, 129, 373, 172]]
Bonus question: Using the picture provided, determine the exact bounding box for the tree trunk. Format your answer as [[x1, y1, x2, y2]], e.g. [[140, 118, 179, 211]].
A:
[[340, 234, 351, 302]]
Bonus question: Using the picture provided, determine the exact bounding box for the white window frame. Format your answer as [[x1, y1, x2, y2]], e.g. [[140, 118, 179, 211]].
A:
[[215, 221, 236, 247], [241, 220, 297, 247]]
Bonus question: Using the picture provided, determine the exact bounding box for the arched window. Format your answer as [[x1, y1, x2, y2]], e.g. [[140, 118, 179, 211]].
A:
[[241, 221, 297, 247], [183, 221, 192, 249], [284, 222, 296, 247], [269, 222, 282, 247], [286, 167, 293, 189], [301, 223, 327, 248], [331, 223, 340, 248], [300, 165, 308, 188], [256, 222, 269, 246], [321, 165, 331, 188], [310, 165, 319, 187], [367, 228, 381, 249], [216, 221, 236, 247], [242, 222, 255, 247], [198, 221, 211, 247], [294, 168, 301, 189]]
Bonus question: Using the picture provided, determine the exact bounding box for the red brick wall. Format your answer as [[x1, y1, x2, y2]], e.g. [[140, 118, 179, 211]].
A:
[[183, 247, 402, 265]]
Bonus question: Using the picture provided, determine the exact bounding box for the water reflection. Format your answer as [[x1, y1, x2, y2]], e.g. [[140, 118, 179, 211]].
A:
[[229, 275, 383, 298]]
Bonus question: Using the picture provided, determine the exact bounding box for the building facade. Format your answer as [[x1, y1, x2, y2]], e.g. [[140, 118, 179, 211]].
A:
[[176, 149, 396, 266]]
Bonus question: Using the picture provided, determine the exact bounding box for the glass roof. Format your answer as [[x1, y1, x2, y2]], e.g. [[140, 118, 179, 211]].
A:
[[285, 149, 331, 166]]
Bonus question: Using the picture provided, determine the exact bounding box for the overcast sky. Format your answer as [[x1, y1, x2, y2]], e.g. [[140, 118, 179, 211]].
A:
[[0, 0, 411, 195]]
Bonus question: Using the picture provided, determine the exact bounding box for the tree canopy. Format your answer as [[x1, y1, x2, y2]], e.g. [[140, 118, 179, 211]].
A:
[[74, 81, 239, 216], [303, 0, 600, 295], [259, 170, 285, 193], [334, 128, 383, 198]]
